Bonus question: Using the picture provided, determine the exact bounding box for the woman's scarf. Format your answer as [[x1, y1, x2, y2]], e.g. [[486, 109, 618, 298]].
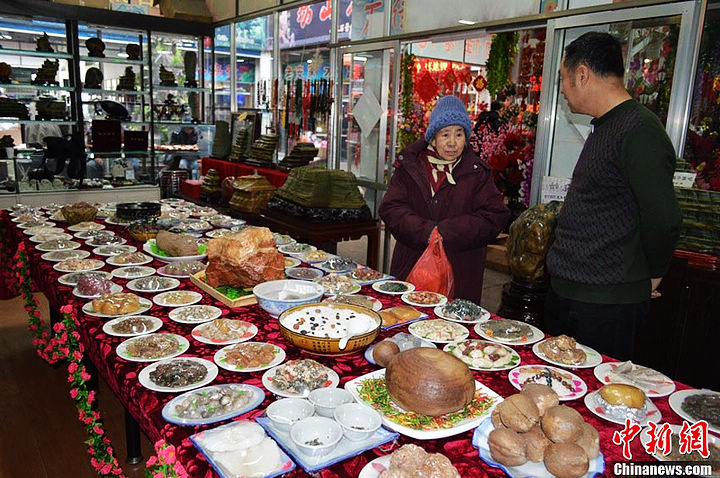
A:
[[426, 144, 462, 186]]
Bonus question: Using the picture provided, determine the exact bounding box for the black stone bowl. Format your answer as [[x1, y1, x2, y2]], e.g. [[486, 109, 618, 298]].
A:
[[116, 202, 161, 221]]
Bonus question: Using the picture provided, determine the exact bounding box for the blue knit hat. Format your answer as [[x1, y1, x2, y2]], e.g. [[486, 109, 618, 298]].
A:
[[424, 95, 472, 143]]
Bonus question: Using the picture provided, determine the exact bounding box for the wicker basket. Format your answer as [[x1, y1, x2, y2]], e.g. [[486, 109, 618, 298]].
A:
[[675, 187, 720, 255]]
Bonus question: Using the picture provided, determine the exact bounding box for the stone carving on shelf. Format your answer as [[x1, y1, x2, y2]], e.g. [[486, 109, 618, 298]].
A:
[[0, 62, 11, 84], [32, 59, 59, 86], [152, 94, 187, 121], [0, 97, 30, 120], [36, 96, 68, 120], [188, 91, 200, 121], [211, 120, 231, 159], [183, 51, 197, 88], [35, 33, 54, 53], [117, 67, 136, 91], [126, 43, 141, 60], [85, 37, 105, 58], [158, 65, 177, 87], [84, 67, 103, 89]]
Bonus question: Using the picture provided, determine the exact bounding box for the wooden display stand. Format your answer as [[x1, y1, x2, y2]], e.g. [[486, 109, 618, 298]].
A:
[[189, 271, 257, 308]]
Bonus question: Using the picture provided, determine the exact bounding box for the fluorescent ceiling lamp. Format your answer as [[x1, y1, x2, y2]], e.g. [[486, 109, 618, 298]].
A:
[[353, 56, 368, 62], [458, 20, 476, 25]]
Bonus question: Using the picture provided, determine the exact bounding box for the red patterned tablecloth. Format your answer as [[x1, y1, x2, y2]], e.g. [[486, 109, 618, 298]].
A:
[[0, 211, 695, 478]]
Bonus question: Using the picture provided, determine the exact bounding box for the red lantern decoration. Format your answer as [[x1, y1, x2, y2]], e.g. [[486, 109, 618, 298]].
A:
[[472, 74, 487, 92], [416, 70, 440, 103]]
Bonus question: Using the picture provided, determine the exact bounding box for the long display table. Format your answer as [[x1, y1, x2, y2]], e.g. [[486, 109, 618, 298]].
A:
[[0, 211, 705, 477]]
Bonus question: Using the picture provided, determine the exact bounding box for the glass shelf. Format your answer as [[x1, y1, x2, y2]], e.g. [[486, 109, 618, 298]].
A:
[[82, 89, 148, 96], [88, 150, 151, 155], [0, 48, 73, 59], [152, 85, 209, 93], [0, 119, 76, 125], [78, 56, 146, 66], [0, 83, 75, 92]]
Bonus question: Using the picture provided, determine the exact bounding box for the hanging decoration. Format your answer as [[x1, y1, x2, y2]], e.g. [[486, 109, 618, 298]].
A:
[[283, 78, 332, 139], [486, 31, 519, 98], [397, 52, 422, 152], [442, 67, 457, 90], [473, 74, 488, 93], [415, 70, 439, 104]]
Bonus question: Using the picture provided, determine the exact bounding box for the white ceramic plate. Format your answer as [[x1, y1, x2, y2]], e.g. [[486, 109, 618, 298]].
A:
[[143, 240, 207, 263], [278, 243, 317, 255], [168, 305, 222, 324], [58, 270, 112, 286], [29, 233, 72, 243], [285, 266, 324, 281], [364, 333, 436, 365], [299, 250, 332, 263], [372, 280, 415, 295], [474, 319, 544, 346], [668, 389, 720, 435], [41, 250, 91, 262], [53, 259, 105, 273], [92, 245, 138, 257], [138, 357, 218, 393], [434, 303, 491, 324], [472, 419, 605, 478], [508, 365, 587, 401], [262, 360, 338, 398], [73, 283, 123, 299], [36, 240, 81, 252], [111, 266, 156, 279], [153, 290, 203, 307], [640, 423, 720, 476], [126, 276, 180, 293], [346, 268, 392, 285], [23, 225, 61, 235], [86, 237, 127, 247], [214, 342, 286, 372], [444, 340, 521, 371], [104, 217, 132, 226], [205, 229, 233, 238], [322, 295, 383, 312], [584, 390, 661, 426], [162, 384, 265, 426], [106, 254, 153, 267], [68, 222, 105, 232], [116, 333, 190, 362], [593, 362, 676, 398], [156, 264, 206, 278], [191, 320, 258, 345], [345, 368, 502, 440], [102, 315, 163, 337], [401, 291, 448, 308], [82, 297, 153, 318], [314, 275, 362, 296], [408, 319, 469, 344], [283, 257, 301, 269], [358, 456, 392, 478], [532, 339, 603, 369]]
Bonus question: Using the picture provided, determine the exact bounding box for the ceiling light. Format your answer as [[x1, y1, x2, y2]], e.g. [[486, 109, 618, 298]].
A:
[[307, 59, 312, 63], [458, 20, 476, 25], [353, 56, 368, 62]]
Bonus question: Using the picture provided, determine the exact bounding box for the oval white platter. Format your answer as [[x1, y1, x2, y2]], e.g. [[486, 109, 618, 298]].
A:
[[53, 259, 105, 273], [213, 342, 286, 373], [67, 222, 105, 232], [584, 390, 661, 426], [153, 290, 203, 308], [508, 365, 587, 401], [434, 303, 491, 324], [30, 233, 72, 243], [372, 280, 415, 295], [41, 250, 91, 262], [474, 320, 545, 346], [36, 240, 81, 252], [668, 389, 720, 435], [58, 270, 112, 286], [168, 305, 222, 324], [143, 240, 207, 263], [102, 315, 163, 337], [73, 283, 123, 299], [262, 362, 338, 398], [93, 245, 138, 257], [82, 297, 153, 318], [138, 357, 218, 393], [106, 254, 153, 267], [444, 340, 521, 371], [408, 319, 469, 344], [111, 266, 156, 280], [532, 339, 603, 369], [191, 320, 258, 346], [161, 383, 265, 426], [593, 362, 676, 398], [116, 333, 190, 362], [401, 291, 448, 308], [126, 276, 180, 293], [86, 237, 127, 247]]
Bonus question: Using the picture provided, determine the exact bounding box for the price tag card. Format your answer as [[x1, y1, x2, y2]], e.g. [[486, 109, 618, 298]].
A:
[[673, 172, 696, 188], [541, 176, 572, 203]]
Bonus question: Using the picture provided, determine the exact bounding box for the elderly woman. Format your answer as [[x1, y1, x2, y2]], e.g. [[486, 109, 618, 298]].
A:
[[379, 96, 509, 303]]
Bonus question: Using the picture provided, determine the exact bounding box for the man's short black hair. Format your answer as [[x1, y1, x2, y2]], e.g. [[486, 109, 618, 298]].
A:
[[563, 32, 625, 78]]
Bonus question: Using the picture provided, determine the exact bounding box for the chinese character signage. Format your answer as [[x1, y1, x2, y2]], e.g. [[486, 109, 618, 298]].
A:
[[279, 0, 352, 49]]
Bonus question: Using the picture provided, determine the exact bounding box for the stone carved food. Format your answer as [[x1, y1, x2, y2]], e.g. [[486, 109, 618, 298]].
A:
[[61, 201, 97, 225], [112, 252, 150, 265], [681, 393, 720, 428], [163, 260, 206, 276], [447, 340, 517, 369], [56, 259, 102, 271], [488, 385, 599, 477], [194, 319, 253, 342], [155, 230, 199, 257], [538, 335, 587, 365], [131, 276, 176, 291], [378, 444, 460, 477], [88, 232, 124, 245], [315, 273, 358, 294], [111, 316, 156, 335], [378, 306, 423, 327], [61, 271, 109, 286], [385, 348, 475, 416], [350, 268, 384, 281], [125, 334, 181, 359], [481, 319, 533, 343], [205, 226, 284, 288], [91, 292, 142, 315], [441, 299, 487, 322], [270, 359, 329, 394], [597, 383, 648, 423], [149, 359, 207, 388], [76, 275, 114, 296], [224, 343, 278, 369], [172, 384, 254, 420]]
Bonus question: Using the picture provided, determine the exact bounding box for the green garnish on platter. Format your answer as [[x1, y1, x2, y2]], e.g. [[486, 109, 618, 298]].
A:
[[149, 240, 206, 257], [356, 377, 495, 430], [198, 274, 252, 299]]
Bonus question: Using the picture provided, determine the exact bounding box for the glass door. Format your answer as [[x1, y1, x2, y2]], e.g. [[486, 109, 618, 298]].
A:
[[531, 2, 704, 202], [336, 42, 397, 216]]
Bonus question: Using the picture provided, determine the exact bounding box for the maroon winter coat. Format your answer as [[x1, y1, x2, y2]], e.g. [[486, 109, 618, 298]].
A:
[[379, 139, 509, 304]]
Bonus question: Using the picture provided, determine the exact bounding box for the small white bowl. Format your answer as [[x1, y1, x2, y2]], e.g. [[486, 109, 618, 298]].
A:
[[252, 279, 325, 318], [266, 398, 315, 432], [308, 387, 354, 418], [290, 416, 343, 458], [333, 403, 382, 441]]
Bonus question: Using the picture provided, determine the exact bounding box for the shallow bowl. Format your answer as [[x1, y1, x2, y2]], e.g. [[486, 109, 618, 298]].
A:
[[252, 279, 324, 318]]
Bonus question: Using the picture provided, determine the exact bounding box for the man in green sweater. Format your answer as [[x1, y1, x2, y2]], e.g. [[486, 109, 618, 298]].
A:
[[545, 32, 681, 360]]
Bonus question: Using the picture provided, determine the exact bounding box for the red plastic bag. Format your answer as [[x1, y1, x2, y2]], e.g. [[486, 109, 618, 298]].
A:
[[406, 228, 455, 298]]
